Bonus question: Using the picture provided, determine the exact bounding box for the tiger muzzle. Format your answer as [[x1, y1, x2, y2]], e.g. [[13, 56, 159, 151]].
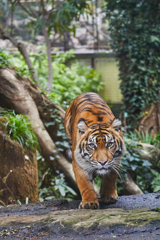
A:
[[97, 160, 108, 166]]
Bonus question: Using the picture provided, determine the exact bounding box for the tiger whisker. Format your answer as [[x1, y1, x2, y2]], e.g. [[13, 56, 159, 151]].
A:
[[85, 166, 95, 175], [107, 162, 123, 179]]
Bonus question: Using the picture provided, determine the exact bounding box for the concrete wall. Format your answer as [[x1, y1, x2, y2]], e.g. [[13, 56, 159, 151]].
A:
[[95, 57, 122, 103], [74, 54, 122, 104]]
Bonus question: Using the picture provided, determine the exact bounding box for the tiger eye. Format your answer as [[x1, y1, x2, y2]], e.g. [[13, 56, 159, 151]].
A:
[[88, 143, 96, 149], [107, 142, 114, 148]]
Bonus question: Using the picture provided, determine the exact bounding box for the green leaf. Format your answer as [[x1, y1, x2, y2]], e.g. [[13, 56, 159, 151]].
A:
[[142, 160, 152, 167], [130, 164, 138, 171], [58, 186, 66, 196], [44, 122, 55, 127], [65, 186, 76, 195], [72, 24, 76, 37]]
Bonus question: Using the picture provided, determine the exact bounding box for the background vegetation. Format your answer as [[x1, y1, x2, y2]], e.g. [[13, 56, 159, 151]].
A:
[[105, 0, 160, 129]]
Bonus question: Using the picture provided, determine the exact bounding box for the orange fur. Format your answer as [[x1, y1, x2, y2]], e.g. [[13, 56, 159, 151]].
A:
[[64, 92, 125, 209]]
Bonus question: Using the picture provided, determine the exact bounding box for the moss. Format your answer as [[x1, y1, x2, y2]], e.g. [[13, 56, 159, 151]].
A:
[[124, 209, 160, 227], [0, 207, 160, 240], [0, 117, 8, 133], [52, 208, 160, 230]]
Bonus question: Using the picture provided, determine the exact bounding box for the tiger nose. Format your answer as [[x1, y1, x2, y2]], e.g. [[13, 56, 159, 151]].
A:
[[98, 160, 107, 166]]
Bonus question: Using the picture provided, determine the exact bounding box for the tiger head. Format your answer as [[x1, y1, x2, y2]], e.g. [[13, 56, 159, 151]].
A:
[[74, 118, 126, 177]]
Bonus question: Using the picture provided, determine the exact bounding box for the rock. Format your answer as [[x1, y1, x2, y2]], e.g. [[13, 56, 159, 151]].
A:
[[0, 192, 160, 239], [0, 39, 14, 49], [0, 131, 39, 205], [75, 28, 87, 45]]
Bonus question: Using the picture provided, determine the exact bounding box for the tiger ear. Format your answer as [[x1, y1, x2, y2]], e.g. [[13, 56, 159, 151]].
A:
[[112, 119, 122, 131], [77, 120, 87, 134]]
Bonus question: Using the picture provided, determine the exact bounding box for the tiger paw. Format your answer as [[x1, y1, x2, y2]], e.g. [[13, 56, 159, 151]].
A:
[[101, 194, 118, 203], [79, 201, 99, 209]]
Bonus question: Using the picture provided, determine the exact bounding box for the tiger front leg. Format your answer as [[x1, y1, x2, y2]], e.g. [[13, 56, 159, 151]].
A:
[[100, 171, 118, 203], [72, 161, 99, 209]]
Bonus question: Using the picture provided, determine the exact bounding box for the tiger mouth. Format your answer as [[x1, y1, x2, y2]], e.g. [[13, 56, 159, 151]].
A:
[[97, 165, 111, 171]]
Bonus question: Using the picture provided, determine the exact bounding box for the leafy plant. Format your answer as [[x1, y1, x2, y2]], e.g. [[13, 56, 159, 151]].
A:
[[6, 49, 103, 107], [0, 110, 38, 150], [151, 169, 160, 192], [0, 49, 32, 78], [52, 173, 76, 198], [0, 49, 11, 69], [120, 131, 160, 194], [38, 170, 76, 202], [31, 49, 102, 106], [127, 130, 153, 144], [151, 131, 160, 148]]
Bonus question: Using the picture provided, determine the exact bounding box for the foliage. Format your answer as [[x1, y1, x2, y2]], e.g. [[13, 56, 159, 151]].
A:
[[0, 48, 102, 107], [0, 0, 90, 38], [122, 136, 152, 193], [105, 0, 160, 129], [0, 109, 38, 150], [7, 49, 103, 106], [151, 131, 160, 148], [46, 0, 90, 36], [127, 130, 153, 144], [49, 51, 102, 106], [0, 48, 31, 78], [24, 0, 89, 37], [31, 49, 102, 106], [151, 169, 160, 192], [0, 49, 11, 68], [38, 155, 76, 202], [120, 132, 160, 194]]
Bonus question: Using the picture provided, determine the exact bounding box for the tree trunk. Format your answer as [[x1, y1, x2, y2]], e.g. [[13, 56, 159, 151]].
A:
[[139, 103, 160, 137], [120, 172, 143, 195], [0, 29, 40, 85], [42, 26, 53, 90]]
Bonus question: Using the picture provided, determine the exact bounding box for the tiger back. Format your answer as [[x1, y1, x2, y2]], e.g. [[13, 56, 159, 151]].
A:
[[64, 92, 125, 209]]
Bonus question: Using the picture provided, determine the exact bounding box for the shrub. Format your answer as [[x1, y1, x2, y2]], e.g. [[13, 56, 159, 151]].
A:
[[0, 110, 38, 150], [120, 131, 160, 194]]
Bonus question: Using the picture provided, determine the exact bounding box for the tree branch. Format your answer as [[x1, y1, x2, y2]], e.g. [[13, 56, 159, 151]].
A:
[[17, 0, 38, 18], [127, 139, 160, 162], [0, 29, 40, 86], [40, 0, 46, 15], [42, 26, 53, 90], [120, 172, 143, 195]]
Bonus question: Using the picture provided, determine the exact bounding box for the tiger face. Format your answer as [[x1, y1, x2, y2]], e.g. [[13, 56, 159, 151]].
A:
[[74, 119, 125, 178]]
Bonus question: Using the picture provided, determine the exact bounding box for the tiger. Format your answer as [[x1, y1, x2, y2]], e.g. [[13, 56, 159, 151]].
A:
[[64, 92, 126, 209]]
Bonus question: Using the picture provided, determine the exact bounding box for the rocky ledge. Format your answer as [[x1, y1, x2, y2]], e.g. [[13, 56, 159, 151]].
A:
[[0, 192, 160, 240]]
